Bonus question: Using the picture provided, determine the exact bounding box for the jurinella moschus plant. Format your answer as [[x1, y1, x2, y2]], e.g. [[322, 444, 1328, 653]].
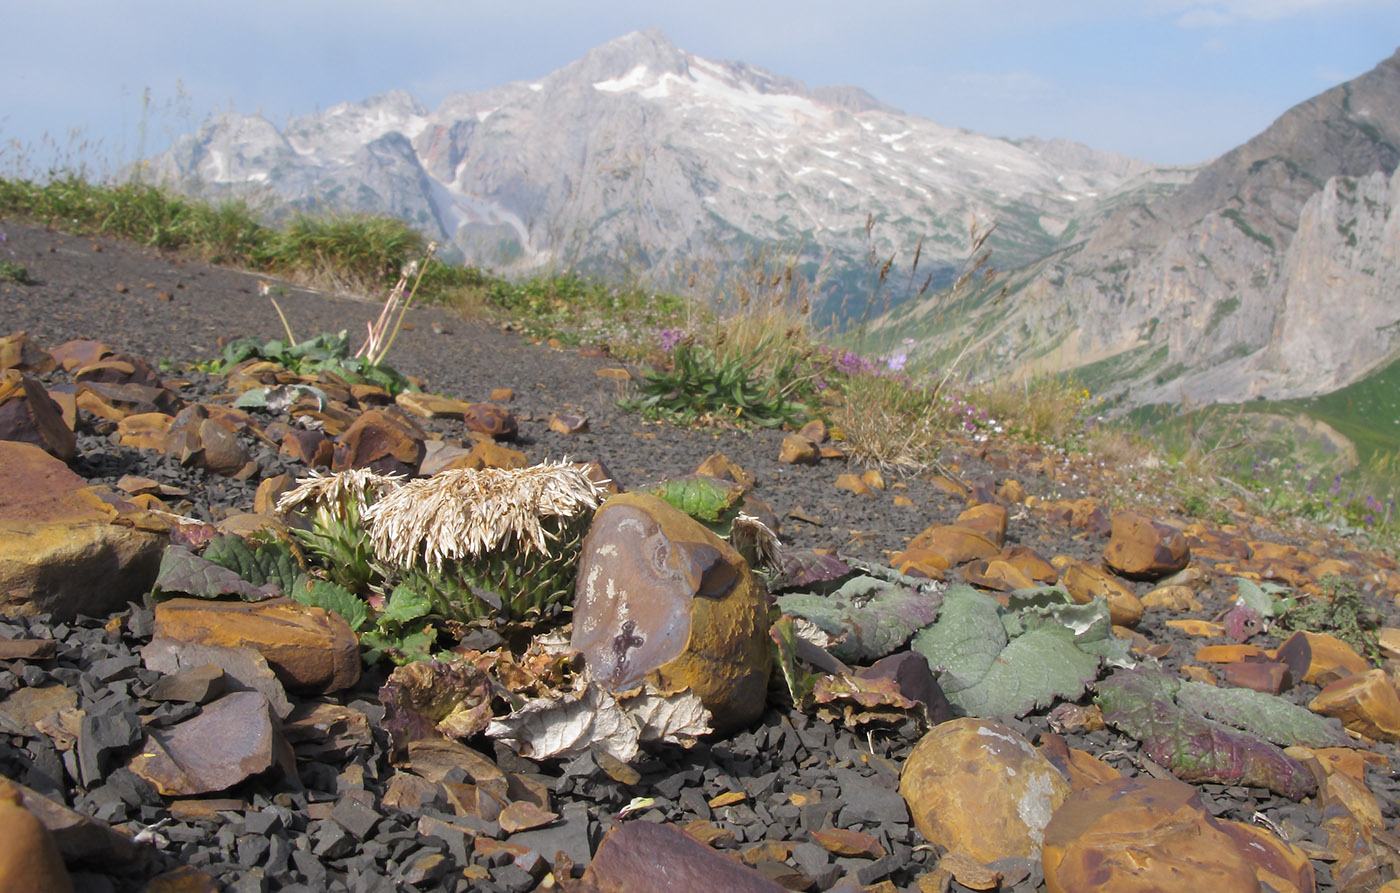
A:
[[365, 461, 609, 623], [276, 468, 405, 594]]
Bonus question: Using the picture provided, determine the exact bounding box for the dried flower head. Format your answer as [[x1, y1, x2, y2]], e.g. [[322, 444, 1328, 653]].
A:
[[367, 461, 608, 571], [729, 512, 784, 573], [276, 468, 406, 515]]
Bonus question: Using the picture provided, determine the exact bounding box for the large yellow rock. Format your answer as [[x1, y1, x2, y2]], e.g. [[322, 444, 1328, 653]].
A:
[[0, 442, 166, 620], [1103, 511, 1190, 579], [1042, 776, 1312, 893], [572, 492, 771, 733], [899, 717, 1070, 863], [1309, 669, 1400, 742], [153, 597, 360, 694], [0, 779, 73, 893]]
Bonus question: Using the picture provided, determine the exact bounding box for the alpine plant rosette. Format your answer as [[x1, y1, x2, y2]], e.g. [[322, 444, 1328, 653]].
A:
[[365, 461, 609, 622]]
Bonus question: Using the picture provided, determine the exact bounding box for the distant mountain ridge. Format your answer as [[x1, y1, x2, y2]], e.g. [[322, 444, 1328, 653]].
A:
[[144, 28, 1175, 327], [144, 31, 1400, 411], [865, 48, 1400, 407]]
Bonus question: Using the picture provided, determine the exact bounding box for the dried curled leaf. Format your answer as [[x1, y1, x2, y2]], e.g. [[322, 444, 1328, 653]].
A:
[[485, 682, 712, 763]]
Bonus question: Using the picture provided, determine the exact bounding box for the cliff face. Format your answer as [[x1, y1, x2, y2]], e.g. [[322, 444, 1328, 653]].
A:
[[873, 49, 1400, 408]]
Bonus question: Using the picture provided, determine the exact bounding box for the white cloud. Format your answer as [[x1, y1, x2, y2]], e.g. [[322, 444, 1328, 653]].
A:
[[1176, 8, 1234, 27]]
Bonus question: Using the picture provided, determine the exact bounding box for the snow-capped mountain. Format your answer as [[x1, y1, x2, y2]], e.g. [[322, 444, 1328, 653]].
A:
[[145, 29, 1177, 326]]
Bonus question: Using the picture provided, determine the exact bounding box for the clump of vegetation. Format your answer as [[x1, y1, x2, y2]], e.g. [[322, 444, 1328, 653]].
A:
[[0, 259, 31, 284], [619, 334, 802, 428], [0, 175, 483, 304], [1274, 574, 1382, 662]]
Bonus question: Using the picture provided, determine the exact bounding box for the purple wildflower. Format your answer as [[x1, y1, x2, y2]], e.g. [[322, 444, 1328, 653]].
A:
[[658, 328, 684, 353]]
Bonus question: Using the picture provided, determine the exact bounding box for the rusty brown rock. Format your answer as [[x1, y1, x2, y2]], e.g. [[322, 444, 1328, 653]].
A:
[[0, 371, 76, 460], [129, 691, 290, 796], [1042, 776, 1311, 893], [153, 597, 360, 694], [834, 473, 873, 497], [47, 339, 111, 372], [778, 433, 820, 465], [811, 828, 885, 858], [894, 525, 1000, 573], [0, 332, 57, 373], [1140, 584, 1203, 612], [254, 474, 295, 515], [166, 404, 252, 477], [0, 778, 74, 893], [73, 353, 162, 387], [963, 558, 1037, 592], [900, 717, 1070, 863], [1309, 669, 1400, 742], [462, 402, 518, 440], [75, 380, 180, 421], [1103, 511, 1190, 580], [332, 408, 425, 476], [956, 503, 1008, 547], [0, 684, 76, 734], [115, 412, 174, 451], [577, 821, 786, 892], [1000, 545, 1059, 584], [435, 440, 530, 472], [140, 637, 294, 718], [798, 418, 828, 443], [1275, 631, 1371, 686], [548, 412, 590, 435], [1054, 557, 1145, 628], [0, 442, 166, 620], [1216, 660, 1293, 694], [694, 452, 756, 489], [394, 391, 473, 420], [572, 492, 771, 733], [279, 428, 333, 468]]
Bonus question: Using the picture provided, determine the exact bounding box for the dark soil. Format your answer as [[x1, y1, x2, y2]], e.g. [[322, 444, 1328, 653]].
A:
[[1, 218, 1398, 892]]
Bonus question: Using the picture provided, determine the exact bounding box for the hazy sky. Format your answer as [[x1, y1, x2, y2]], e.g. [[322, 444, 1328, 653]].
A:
[[3, 0, 1396, 173]]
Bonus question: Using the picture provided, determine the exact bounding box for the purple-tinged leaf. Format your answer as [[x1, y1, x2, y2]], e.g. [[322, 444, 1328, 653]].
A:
[[153, 545, 279, 601], [1095, 667, 1318, 799], [770, 549, 855, 593], [379, 660, 494, 756]]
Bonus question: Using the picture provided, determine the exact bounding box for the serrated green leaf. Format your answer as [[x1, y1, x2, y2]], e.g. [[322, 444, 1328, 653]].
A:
[[909, 585, 1004, 696], [775, 573, 942, 663], [952, 623, 1102, 718], [203, 533, 300, 595], [152, 545, 275, 601], [1234, 577, 1295, 617], [910, 585, 1127, 719], [641, 475, 746, 523], [382, 583, 432, 625], [289, 577, 369, 632], [1173, 679, 1352, 748]]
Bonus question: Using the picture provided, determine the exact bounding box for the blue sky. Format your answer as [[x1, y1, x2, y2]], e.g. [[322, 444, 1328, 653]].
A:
[[3, 0, 1396, 173]]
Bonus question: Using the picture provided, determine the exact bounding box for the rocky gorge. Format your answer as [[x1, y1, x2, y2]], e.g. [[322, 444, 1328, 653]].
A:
[[2, 221, 1400, 892]]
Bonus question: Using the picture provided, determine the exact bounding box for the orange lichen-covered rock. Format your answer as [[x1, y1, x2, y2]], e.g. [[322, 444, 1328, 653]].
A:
[[1275, 631, 1371, 686], [1309, 669, 1400, 742], [0, 779, 73, 893], [1053, 557, 1145, 628], [1042, 776, 1312, 893], [1103, 511, 1190, 579], [900, 718, 1070, 863], [955, 503, 1008, 548], [153, 597, 361, 694], [0, 442, 167, 620], [896, 525, 1000, 571], [572, 493, 771, 733]]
